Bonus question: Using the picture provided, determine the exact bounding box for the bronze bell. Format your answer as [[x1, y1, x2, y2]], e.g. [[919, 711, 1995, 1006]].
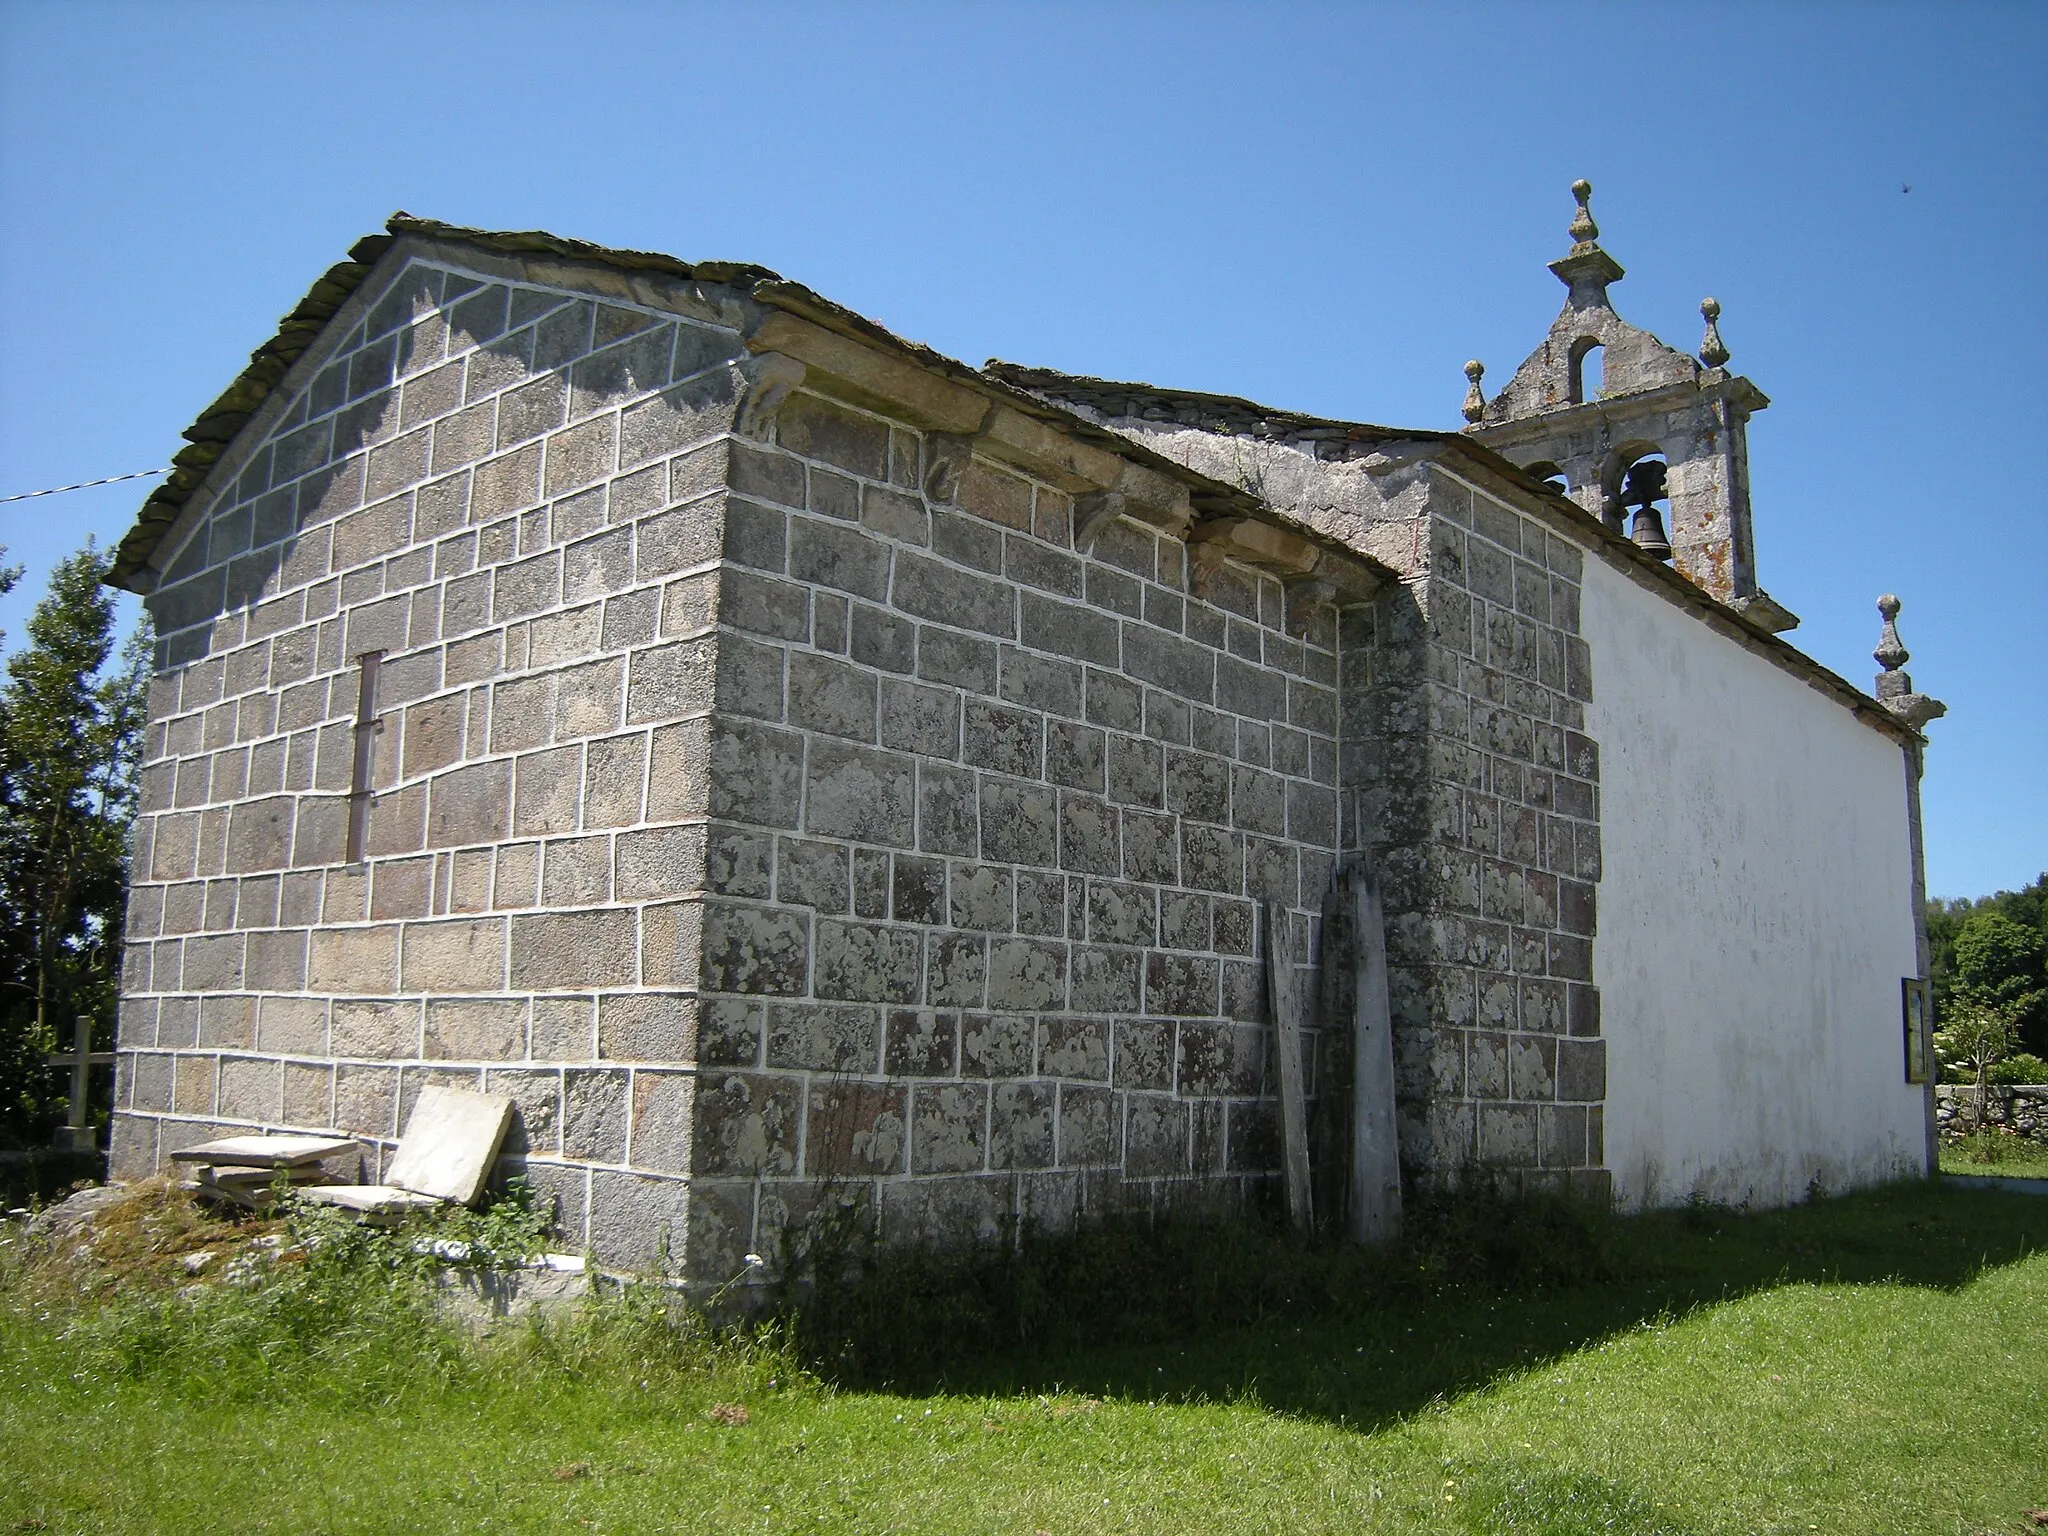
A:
[[1621, 459, 1673, 562]]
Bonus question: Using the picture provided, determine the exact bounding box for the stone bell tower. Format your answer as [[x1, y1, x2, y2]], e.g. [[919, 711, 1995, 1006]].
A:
[[1460, 181, 1797, 632]]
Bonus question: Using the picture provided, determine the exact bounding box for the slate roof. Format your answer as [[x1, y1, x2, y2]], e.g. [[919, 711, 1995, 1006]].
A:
[[985, 363, 1451, 450], [983, 362, 1586, 504]]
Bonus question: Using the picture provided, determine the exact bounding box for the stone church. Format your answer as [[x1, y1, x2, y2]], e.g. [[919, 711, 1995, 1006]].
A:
[[104, 183, 1942, 1273]]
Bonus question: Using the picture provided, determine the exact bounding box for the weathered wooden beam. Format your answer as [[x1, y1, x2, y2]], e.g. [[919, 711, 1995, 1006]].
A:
[[1265, 900, 1314, 1235], [1339, 856, 1402, 1243]]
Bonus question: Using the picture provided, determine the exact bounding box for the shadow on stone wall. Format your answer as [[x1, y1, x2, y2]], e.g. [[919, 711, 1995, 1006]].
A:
[[145, 263, 516, 668]]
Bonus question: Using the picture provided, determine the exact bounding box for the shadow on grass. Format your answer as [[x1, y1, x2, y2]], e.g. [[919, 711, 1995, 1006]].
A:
[[0, 1147, 105, 1210], [785, 1179, 2048, 1433]]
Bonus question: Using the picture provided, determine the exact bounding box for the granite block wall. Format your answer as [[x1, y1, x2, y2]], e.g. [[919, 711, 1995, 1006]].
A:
[[686, 388, 1355, 1273], [112, 254, 751, 1262], [109, 251, 1377, 1277], [1032, 409, 1614, 1203], [1379, 473, 1608, 1199], [110, 234, 1616, 1283]]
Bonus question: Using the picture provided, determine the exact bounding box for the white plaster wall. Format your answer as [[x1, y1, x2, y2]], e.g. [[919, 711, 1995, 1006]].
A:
[[1580, 556, 1926, 1209]]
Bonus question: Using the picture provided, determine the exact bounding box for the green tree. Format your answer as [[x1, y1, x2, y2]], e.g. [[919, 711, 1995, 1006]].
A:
[[0, 544, 20, 646], [0, 541, 152, 1143], [1928, 874, 2048, 1057], [1954, 912, 2043, 1010], [1934, 1000, 2022, 1135]]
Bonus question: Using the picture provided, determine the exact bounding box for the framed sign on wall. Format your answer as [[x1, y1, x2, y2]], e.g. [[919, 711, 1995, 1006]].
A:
[[1903, 977, 1933, 1085]]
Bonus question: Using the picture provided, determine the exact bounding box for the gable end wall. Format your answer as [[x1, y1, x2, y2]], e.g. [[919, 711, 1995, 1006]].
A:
[[112, 254, 754, 1263], [110, 254, 1385, 1276]]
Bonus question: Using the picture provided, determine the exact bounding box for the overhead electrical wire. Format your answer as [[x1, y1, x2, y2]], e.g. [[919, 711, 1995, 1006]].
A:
[[0, 468, 169, 505]]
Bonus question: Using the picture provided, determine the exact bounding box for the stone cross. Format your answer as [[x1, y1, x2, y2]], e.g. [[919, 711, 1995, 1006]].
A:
[[47, 1014, 113, 1154]]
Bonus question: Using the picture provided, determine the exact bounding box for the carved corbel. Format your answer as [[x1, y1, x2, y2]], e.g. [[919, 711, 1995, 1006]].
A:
[[734, 352, 807, 442], [1108, 466, 1194, 540], [1186, 515, 1320, 579], [923, 433, 975, 504], [1284, 574, 1340, 632], [1073, 490, 1128, 551], [1186, 539, 1231, 599]]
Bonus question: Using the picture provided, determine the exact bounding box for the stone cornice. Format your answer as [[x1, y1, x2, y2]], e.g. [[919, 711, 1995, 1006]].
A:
[[741, 312, 1390, 605], [1470, 374, 1770, 451]]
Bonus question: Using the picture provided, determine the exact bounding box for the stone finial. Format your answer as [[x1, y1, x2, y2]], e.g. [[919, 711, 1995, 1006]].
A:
[[1874, 593, 1908, 671], [1461, 359, 1486, 424], [1549, 180, 1625, 296], [1568, 179, 1599, 249], [1872, 593, 1946, 729], [1698, 297, 1730, 368]]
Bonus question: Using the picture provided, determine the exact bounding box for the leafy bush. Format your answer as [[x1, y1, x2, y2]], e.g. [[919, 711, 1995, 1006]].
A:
[[1950, 1130, 2033, 1167], [1990, 1052, 2048, 1085]]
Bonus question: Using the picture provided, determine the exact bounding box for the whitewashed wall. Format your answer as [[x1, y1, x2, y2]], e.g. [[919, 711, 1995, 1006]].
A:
[[1579, 556, 1926, 1209]]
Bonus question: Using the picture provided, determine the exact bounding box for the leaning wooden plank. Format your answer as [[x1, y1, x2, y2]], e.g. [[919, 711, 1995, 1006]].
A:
[[1343, 855, 1403, 1244], [385, 1086, 515, 1205], [168, 1134, 360, 1167], [1264, 899, 1314, 1235]]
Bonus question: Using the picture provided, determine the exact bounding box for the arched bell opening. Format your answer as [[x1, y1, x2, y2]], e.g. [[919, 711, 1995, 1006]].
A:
[[1567, 336, 1605, 405], [1523, 460, 1569, 495], [1597, 441, 1661, 532], [1611, 449, 1674, 562]]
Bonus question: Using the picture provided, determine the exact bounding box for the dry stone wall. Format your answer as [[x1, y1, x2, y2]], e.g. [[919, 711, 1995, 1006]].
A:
[[1936, 1084, 2048, 1147], [687, 388, 1354, 1274]]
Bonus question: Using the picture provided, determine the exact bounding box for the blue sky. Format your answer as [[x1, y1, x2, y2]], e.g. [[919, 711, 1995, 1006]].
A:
[[1, 0, 2041, 899]]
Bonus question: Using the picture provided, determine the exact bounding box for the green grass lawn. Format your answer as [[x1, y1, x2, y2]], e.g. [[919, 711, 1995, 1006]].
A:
[[3, 1181, 2044, 1535], [1940, 1143, 2048, 1181]]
